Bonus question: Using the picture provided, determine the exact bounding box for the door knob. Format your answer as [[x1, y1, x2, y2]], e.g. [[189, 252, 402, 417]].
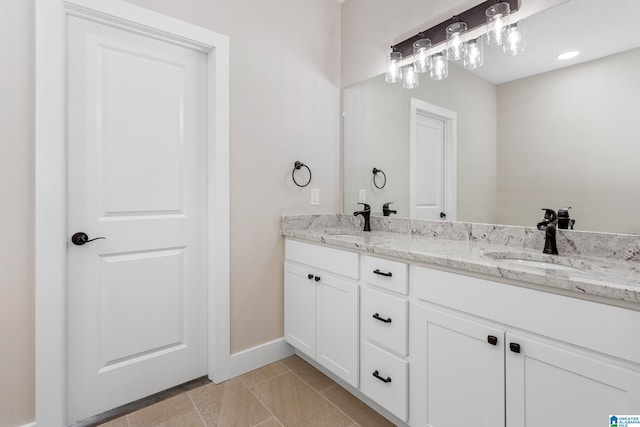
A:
[[71, 232, 106, 246], [440, 212, 446, 218]]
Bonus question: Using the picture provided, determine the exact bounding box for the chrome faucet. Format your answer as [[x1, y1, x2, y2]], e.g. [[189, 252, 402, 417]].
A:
[[537, 208, 559, 255], [354, 203, 371, 231]]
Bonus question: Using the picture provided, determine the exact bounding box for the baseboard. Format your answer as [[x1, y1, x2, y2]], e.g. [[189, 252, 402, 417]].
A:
[[229, 338, 294, 378]]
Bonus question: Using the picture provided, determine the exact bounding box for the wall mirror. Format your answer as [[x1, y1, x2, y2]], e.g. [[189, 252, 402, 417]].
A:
[[343, 0, 640, 234]]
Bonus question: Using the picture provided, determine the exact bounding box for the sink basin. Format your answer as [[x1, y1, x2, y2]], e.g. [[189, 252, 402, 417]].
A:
[[483, 252, 593, 271]]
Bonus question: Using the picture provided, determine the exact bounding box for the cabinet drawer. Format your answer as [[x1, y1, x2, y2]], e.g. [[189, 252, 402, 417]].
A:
[[362, 255, 408, 294], [360, 341, 408, 421], [362, 287, 408, 355], [285, 239, 359, 279]]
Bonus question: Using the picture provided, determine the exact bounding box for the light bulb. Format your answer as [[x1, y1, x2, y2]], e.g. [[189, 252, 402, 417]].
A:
[[403, 65, 419, 89], [464, 37, 484, 70], [430, 53, 448, 80], [486, 2, 510, 46], [385, 51, 403, 83], [503, 21, 526, 56], [413, 38, 432, 73], [446, 22, 467, 61]]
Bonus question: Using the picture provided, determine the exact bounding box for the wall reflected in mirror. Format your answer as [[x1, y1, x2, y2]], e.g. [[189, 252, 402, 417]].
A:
[[343, 0, 640, 235]]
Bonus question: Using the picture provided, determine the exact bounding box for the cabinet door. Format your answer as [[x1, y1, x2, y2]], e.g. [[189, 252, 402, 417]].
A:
[[506, 333, 640, 427], [411, 305, 505, 427], [316, 272, 359, 388], [284, 262, 316, 358]]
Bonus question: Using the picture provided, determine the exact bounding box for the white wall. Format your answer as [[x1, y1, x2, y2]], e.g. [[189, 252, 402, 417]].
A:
[[344, 65, 497, 222], [0, 0, 340, 425], [0, 1, 35, 426], [497, 48, 640, 234]]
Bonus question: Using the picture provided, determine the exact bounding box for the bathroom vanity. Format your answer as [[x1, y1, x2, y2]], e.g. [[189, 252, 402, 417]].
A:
[[282, 215, 640, 427]]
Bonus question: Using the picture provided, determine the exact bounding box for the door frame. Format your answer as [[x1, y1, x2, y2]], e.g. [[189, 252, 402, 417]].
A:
[[409, 98, 457, 220], [35, 1, 230, 424]]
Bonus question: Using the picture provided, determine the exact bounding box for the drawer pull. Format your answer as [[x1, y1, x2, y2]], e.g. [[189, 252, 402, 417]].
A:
[[314, 275, 321, 282], [373, 269, 393, 277], [307, 274, 314, 280], [510, 342, 521, 353], [373, 313, 392, 323], [372, 370, 392, 383], [487, 335, 498, 346]]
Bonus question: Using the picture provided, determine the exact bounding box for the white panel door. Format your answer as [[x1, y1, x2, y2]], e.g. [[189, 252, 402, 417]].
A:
[[506, 333, 640, 427], [67, 16, 208, 423], [413, 113, 445, 220]]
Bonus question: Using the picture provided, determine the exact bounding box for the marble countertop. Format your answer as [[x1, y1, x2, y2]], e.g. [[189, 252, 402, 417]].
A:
[[282, 227, 640, 305]]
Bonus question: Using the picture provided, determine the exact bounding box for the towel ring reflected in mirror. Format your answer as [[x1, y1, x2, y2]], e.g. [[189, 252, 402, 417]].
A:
[[372, 167, 387, 189]]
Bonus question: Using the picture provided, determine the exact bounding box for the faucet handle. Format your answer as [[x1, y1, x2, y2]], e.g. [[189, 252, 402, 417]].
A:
[[382, 202, 394, 209], [541, 208, 557, 222], [357, 203, 371, 211]]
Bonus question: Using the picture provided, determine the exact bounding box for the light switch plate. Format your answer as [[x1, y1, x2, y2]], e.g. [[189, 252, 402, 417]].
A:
[[358, 189, 366, 203], [310, 188, 320, 206]]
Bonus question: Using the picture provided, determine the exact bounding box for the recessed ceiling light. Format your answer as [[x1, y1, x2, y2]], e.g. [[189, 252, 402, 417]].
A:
[[557, 51, 579, 60]]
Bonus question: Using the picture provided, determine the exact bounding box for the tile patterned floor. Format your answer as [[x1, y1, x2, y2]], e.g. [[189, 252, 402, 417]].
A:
[[98, 355, 395, 427]]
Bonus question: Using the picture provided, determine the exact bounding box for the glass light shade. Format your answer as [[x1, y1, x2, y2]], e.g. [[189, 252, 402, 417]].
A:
[[464, 37, 484, 70], [430, 53, 448, 80], [503, 21, 526, 56], [486, 2, 510, 46], [446, 21, 467, 61], [385, 51, 403, 83], [403, 65, 419, 89], [413, 38, 432, 73]]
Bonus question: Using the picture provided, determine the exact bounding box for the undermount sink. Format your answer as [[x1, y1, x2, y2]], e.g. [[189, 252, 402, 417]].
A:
[[484, 252, 593, 271]]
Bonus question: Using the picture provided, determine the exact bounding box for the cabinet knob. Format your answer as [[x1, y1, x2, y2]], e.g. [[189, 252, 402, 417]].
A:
[[487, 335, 498, 346], [314, 276, 321, 282], [373, 313, 392, 323], [372, 370, 392, 383], [307, 274, 314, 280], [510, 342, 521, 353]]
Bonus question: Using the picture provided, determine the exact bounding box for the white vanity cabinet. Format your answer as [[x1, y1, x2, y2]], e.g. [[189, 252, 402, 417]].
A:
[[284, 239, 360, 387], [410, 265, 640, 427], [359, 255, 409, 422]]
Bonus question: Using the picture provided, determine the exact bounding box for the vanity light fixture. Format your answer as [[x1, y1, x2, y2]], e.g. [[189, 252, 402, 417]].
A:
[[557, 50, 579, 60], [384, 0, 522, 86], [385, 49, 403, 83]]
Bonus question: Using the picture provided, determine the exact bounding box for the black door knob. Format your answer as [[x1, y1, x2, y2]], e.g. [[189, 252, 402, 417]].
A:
[[71, 232, 106, 246], [440, 212, 446, 218], [510, 342, 521, 354]]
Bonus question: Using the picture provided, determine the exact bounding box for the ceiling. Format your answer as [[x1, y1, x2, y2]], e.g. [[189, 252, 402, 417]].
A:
[[466, 0, 640, 83]]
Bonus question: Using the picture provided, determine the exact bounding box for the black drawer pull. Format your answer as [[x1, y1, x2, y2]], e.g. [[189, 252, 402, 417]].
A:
[[510, 342, 521, 354], [307, 274, 314, 280], [372, 370, 392, 383], [487, 335, 498, 346], [373, 269, 392, 277], [314, 276, 321, 282], [373, 313, 392, 323]]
